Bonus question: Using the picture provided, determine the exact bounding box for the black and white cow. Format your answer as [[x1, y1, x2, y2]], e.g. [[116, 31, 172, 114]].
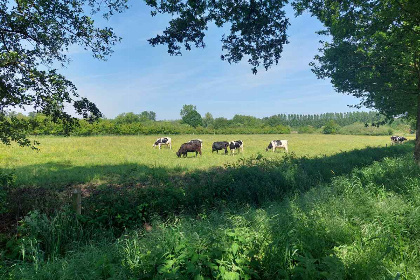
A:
[[212, 141, 229, 154], [229, 140, 243, 155], [266, 140, 288, 153], [391, 136, 407, 145], [176, 142, 202, 158], [188, 139, 203, 148], [153, 137, 172, 149]]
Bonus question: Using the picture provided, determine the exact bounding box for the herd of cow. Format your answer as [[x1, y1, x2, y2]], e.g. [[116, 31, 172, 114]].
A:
[[152, 135, 408, 158], [153, 137, 289, 157]]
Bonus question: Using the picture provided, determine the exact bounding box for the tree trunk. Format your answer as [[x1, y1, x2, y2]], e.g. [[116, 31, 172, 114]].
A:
[[415, 93, 420, 166]]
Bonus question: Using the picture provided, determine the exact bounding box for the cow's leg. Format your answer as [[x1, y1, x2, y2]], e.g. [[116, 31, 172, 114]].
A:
[[272, 146, 275, 152], [159, 143, 161, 150], [285, 146, 288, 153]]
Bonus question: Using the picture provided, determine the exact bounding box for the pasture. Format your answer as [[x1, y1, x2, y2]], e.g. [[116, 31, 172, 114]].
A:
[[0, 134, 398, 188], [2, 135, 420, 279]]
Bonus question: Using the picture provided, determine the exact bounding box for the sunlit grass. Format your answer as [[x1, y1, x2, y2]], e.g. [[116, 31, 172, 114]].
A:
[[0, 134, 410, 188]]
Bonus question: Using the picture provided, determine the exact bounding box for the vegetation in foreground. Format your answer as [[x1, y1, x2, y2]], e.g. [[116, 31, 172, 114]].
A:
[[1, 139, 419, 279]]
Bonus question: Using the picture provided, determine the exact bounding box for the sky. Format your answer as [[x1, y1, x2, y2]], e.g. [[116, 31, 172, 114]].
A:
[[60, 1, 364, 120]]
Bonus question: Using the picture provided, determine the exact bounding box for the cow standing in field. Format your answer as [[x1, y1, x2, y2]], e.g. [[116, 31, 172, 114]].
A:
[[229, 140, 243, 155], [153, 137, 172, 149], [176, 142, 202, 157], [391, 136, 407, 145], [188, 139, 203, 148], [266, 140, 288, 153], [212, 141, 229, 154]]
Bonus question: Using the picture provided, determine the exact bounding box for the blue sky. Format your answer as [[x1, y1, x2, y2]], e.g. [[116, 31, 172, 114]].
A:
[[61, 2, 363, 120]]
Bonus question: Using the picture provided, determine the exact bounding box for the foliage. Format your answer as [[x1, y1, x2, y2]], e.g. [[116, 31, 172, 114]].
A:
[[322, 120, 340, 134], [182, 110, 203, 128], [180, 104, 197, 118], [297, 125, 316, 134], [3, 110, 405, 136], [0, 0, 128, 147], [114, 111, 156, 124], [0, 170, 15, 214], [202, 112, 214, 128], [338, 123, 395, 136], [146, 0, 290, 74]]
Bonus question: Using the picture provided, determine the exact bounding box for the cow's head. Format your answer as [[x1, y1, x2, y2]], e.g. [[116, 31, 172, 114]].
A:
[[176, 151, 181, 157]]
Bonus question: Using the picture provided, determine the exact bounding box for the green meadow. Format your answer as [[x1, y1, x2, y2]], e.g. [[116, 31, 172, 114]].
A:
[[0, 134, 398, 188], [1, 135, 420, 279]]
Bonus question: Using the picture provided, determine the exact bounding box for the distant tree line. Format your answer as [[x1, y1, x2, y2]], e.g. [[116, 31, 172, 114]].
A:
[[2, 107, 412, 137]]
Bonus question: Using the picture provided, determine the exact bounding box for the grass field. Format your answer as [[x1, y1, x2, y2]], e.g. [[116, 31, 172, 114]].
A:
[[0, 134, 403, 188], [2, 134, 420, 279]]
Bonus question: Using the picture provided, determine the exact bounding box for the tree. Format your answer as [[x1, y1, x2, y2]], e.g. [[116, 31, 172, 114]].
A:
[[146, 0, 290, 74], [139, 111, 156, 121], [202, 112, 214, 128], [213, 117, 230, 129], [1, 0, 128, 147], [293, 0, 420, 162], [114, 112, 141, 124], [180, 104, 197, 118], [322, 120, 340, 135], [182, 110, 202, 128]]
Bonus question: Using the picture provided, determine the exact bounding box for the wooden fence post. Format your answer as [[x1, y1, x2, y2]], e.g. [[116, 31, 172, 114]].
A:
[[72, 189, 81, 215]]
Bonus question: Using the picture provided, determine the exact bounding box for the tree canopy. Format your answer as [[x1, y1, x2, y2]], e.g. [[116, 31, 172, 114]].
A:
[[145, 0, 289, 74], [180, 104, 197, 118], [180, 105, 202, 127], [0, 0, 128, 147]]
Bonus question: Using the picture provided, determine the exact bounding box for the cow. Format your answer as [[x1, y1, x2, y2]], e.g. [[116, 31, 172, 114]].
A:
[[212, 141, 229, 154], [266, 140, 288, 153], [153, 137, 172, 149], [176, 142, 202, 158], [188, 139, 203, 148], [391, 136, 407, 145], [229, 140, 243, 155]]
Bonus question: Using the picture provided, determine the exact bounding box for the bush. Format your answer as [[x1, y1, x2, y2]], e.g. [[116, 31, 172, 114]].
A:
[[0, 171, 15, 214], [322, 120, 340, 134], [338, 122, 396, 136], [297, 125, 316, 134]]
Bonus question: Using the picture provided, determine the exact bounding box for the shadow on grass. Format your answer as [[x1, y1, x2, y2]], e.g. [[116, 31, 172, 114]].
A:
[[2, 143, 413, 231], [3, 143, 420, 279]]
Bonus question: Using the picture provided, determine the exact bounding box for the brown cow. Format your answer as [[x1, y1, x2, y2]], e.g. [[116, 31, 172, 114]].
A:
[[176, 142, 202, 158]]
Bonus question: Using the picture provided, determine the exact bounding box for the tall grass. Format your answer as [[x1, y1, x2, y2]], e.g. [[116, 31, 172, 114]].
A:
[[5, 152, 420, 279]]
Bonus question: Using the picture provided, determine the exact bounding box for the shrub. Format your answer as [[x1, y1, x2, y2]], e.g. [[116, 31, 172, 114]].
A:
[[297, 125, 316, 134], [338, 122, 396, 136], [322, 120, 340, 134], [0, 171, 15, 214]]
